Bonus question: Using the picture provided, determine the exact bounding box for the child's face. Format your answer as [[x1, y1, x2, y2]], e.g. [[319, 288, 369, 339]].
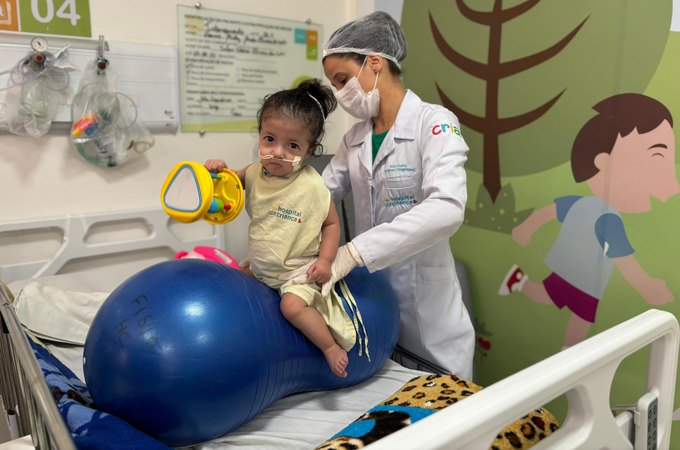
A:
[[593, 119, 678, 212], [258, 115, 313, 177]]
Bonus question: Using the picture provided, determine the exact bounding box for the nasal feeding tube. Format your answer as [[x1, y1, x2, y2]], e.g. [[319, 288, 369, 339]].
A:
[[258, 149, 302, 171]]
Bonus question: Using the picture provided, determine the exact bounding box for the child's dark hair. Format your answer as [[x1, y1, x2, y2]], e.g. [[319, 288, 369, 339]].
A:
[[257, 79, 337, 156], [571, 93, 673, 182]]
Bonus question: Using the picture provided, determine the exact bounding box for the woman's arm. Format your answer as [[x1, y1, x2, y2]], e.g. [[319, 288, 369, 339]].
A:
[[352, 109, 468, 272]]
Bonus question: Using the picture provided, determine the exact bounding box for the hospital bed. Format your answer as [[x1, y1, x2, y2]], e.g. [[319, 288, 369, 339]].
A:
[[0, 207, 677, 449]]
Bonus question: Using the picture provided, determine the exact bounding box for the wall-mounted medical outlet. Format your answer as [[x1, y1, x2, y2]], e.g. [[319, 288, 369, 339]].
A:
[[0, 33, 179, 134]]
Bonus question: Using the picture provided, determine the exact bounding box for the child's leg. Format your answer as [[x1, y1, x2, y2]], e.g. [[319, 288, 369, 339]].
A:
[[563, 313, 592, 348], [499, 265, 550, 303], [280, 293, 348, 377], [521, 279, 552, 304]]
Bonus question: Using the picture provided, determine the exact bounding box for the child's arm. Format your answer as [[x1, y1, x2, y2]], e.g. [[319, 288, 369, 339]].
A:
[[615, 254, 674, 305], [512, 203, 557, 246], [233, 165, 248, 186], [308, 202, 341, 284]]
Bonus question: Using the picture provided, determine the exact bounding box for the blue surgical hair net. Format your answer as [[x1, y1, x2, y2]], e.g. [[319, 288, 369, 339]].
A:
[[323, 11, 407, 68]]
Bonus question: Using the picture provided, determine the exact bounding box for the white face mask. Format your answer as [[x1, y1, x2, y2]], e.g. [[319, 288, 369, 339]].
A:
[[334, 59, 380, 120]]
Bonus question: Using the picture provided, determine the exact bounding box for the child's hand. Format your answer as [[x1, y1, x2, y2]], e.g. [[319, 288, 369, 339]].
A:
[[205, 159, 228, 173], [308, 258, 332, 284], [640, 278, 674, 305], [239, 259, 255, 278]]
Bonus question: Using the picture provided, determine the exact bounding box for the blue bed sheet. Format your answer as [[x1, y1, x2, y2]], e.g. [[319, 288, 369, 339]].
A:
[[30, 338, 170, 450]]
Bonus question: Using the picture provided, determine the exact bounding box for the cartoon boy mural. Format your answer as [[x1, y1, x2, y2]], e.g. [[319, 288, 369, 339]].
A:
[[499, 93, 677, 348]]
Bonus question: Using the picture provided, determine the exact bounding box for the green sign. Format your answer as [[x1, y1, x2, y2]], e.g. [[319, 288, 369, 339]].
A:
[[18, 0, 91, 37]]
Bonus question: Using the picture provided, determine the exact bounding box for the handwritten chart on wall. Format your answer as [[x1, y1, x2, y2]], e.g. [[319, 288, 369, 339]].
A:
[[177, 6, 323, 133]]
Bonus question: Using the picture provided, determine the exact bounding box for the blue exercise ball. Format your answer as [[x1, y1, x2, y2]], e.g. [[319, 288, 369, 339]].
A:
[[83, 259, 399, 447]]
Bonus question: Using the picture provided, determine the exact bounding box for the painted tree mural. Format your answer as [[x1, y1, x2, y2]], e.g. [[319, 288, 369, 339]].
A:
[[431, 0, 585, 203], [401, 0, 672, 233]]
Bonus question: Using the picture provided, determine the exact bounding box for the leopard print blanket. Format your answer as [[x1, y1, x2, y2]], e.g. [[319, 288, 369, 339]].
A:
[[316, 374, 559, 450]]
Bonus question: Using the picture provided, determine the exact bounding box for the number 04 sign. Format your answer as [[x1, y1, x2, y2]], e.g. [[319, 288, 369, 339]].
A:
[[0, 0, 91, 37]]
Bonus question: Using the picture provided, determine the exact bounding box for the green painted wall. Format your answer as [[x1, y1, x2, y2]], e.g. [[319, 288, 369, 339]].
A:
[[401, 0, 680, 440]]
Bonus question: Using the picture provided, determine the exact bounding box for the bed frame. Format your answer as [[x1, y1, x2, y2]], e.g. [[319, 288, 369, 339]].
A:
[[0, 208, 678, 449], [0, 207, 225, 448], [1, 284, 74, 450], [0, 208, 225, 284], [372, 308, 678, 450]]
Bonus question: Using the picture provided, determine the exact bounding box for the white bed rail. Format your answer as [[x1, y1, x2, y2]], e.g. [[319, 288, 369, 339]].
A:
[[0, 208, 225, 284], [0, 285, 75, 450], [367, 309, 679, 450]]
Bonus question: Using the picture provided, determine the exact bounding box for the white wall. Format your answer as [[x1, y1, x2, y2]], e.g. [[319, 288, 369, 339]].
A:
[[0, 0, 371, 260], [374, 0, 404, 22]]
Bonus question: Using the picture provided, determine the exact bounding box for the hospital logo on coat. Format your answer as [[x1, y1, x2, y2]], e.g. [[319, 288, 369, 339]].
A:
[[270, 205, 303, 223], [431, 122, 461, 136], [384, 195, 417, 208]]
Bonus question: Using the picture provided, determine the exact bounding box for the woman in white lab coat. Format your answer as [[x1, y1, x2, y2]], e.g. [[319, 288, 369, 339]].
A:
[[319, 11, 475, 378]]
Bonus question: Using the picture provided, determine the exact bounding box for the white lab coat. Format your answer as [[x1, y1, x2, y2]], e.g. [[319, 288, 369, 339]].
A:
[[323, 90, 475, 378]]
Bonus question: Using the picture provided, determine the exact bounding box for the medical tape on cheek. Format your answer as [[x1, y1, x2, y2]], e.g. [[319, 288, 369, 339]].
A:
[[289, 156, 302, 171]]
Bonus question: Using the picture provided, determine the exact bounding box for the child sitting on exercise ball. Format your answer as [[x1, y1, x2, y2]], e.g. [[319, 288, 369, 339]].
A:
[[205, 79, 355, 377]]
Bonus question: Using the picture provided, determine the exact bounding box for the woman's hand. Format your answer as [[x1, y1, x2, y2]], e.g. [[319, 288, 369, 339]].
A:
[[320, 243, 364, 298]]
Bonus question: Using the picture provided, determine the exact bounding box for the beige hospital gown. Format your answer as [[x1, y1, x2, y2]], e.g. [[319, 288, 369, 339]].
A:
[[245, 163, 356, 351]]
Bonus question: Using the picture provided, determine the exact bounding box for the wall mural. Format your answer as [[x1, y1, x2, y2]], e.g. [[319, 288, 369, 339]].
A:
[[400, 0, 680, 436], [499, 93, 676, 348]]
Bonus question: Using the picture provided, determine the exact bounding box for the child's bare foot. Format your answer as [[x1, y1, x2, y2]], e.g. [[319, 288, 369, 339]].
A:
[[323, 345, 348, 377]]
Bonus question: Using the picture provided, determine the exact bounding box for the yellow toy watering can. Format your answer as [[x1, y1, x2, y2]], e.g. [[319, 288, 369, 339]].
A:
[[161, 161, 244, 224]]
